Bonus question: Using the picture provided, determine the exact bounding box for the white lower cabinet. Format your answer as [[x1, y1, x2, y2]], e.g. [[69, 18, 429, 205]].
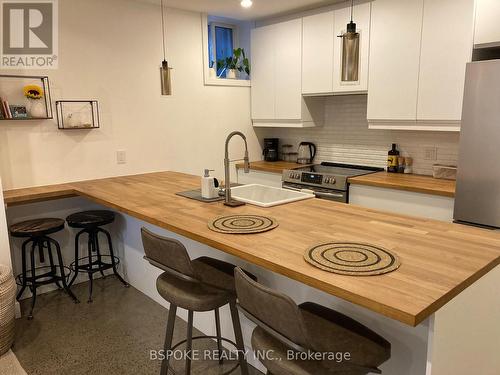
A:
[[236, 170, 283, 188], [349, 184, 455, 222]]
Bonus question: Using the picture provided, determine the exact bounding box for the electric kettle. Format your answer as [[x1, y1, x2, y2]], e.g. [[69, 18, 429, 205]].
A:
[[297, 142, 317, 164]]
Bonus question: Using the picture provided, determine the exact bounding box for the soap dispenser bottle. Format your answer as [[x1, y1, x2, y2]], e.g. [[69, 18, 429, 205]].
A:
[[201, 169, 219, 199]]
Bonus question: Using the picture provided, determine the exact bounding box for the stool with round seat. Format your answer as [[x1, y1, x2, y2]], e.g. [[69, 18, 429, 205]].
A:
[[141, 227, 256, 375], [234, 268, 392, 375], [66, 210, 128, 303], [10, 218, 79, 319]]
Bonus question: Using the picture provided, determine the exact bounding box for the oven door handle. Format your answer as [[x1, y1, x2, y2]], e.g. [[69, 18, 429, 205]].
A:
[[314, 191, 345, 199]]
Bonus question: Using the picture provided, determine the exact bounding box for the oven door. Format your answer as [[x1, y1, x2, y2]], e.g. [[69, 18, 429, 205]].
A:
[[282, 183, 347, 203]]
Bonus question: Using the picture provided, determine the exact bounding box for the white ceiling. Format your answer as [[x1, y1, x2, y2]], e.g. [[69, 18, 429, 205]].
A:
[[142, 0, 345, 21]]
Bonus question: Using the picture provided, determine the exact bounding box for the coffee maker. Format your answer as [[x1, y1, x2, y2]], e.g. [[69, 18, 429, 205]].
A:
[[263, 138, 279, 162]]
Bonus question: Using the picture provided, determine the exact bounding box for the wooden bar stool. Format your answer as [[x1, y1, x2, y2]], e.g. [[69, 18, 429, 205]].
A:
[[67, 210, 128, 303], [234, 268, 392, 375], [141, 227, 255, 375], [10, 218, 79, 319]]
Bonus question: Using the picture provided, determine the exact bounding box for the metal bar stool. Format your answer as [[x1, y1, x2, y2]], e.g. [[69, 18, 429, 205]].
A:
[[141, 227, 256, 375], [67, 210, 128, 303], [10, 218, 79, 319], [234, 268, 392, 375]]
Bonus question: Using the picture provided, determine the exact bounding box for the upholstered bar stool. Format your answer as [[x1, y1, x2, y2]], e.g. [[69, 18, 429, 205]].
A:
[[67, 210, 128, 303], [234, 268, 392, 375], [141, 227, 255, 375], [10, 218, 79, 319]]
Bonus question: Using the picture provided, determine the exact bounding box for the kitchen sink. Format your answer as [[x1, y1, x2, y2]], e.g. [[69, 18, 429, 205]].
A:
[[230, 184, 314, 207]]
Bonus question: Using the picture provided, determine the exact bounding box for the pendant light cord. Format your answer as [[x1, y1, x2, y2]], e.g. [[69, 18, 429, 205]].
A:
[[350, 0, 354, 22], [161, 0, 166, 61]]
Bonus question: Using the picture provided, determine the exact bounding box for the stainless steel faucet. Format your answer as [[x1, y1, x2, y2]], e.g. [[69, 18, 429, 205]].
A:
[[224, 131, 250, 207]]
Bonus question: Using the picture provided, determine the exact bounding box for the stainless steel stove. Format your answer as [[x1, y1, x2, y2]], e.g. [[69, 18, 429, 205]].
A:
[[282, 162, 384, 203]]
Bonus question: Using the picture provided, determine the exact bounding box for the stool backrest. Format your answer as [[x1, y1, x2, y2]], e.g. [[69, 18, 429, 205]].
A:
[[141, 228, 196, 279], [234, 267, 310, 350]]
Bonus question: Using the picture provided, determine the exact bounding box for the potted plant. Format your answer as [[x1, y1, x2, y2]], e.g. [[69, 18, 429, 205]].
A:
[[23, 85, 46, 118], [217, 48, 251, 79], [208, 60, 217, 79]]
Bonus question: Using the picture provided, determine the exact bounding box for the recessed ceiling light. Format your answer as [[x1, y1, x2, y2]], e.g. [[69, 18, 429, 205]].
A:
[[241, 0, 252, 8]]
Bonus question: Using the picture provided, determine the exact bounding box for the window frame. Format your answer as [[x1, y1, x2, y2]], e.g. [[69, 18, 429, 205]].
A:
[[201, 14, 251, 87]]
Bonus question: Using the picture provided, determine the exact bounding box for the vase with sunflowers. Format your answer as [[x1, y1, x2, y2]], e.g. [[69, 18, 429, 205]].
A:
[[23, 85, 46, 118]]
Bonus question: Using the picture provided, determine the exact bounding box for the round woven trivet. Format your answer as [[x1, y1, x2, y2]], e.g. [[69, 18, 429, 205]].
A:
[[208, 215, 278, 234], [304, 242, 401, 276]]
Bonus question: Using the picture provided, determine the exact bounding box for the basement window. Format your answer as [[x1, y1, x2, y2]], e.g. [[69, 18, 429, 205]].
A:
[[202, 14, 252, 87]]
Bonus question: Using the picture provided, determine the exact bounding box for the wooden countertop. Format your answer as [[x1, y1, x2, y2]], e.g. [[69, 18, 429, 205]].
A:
[[3, 172, 499, 326], [349, 172, 456, 198], [235, 160, 311, 173]]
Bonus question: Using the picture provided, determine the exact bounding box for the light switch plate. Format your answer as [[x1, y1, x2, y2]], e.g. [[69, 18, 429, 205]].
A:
[[116, 150, 127, 164], [424, 147, 437, 161]]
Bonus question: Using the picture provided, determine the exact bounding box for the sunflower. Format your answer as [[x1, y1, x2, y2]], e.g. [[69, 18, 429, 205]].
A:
[[23, 85, 44, 100]]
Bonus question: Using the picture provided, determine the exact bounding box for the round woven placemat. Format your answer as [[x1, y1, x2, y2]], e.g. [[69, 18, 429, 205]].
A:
[[208, 215, 278, 234], [304, 242, 401, 276]]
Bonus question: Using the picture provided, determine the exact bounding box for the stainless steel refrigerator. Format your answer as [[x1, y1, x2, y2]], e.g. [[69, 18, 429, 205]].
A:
[[454, 59, 500, 228]]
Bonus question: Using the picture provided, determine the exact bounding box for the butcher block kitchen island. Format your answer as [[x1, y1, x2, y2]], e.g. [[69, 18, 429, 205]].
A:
[[4, 171, 500, 374]]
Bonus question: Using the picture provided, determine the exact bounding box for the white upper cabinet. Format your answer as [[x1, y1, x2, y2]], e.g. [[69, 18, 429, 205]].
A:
[[475, 0, 500, 47], [367, 0, 473, 130], [302, 11, 335, 95], [251, 18, 323, 127], [251, 25, 275, 120], [417, 0, 474, 122], [301, 2, 371, 96], [367, 0, 424, 122], [332, 1, 371, 93]]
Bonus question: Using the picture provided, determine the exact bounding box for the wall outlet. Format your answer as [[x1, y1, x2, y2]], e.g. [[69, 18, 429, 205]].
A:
[[116, 150, 127, 164], [424, 147, 437, 161]]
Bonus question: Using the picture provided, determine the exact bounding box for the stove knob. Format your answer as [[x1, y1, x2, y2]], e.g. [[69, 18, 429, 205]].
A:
[[329, 177, 336, 184], [324, 177, 330, 184]]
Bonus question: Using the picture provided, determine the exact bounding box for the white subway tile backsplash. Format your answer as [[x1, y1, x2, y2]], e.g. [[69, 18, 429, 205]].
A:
[[256, 95, 460, 175]]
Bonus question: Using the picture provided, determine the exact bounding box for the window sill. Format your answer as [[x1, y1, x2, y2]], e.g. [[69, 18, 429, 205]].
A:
[[204, 77, 251, 87]]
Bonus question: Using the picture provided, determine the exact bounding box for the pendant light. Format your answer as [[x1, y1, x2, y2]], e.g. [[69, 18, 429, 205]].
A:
[[160, 0, 172, 95], [338, 0, 360, 82]]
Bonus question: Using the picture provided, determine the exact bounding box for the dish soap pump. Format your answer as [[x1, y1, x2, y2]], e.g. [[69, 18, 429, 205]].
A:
[[201, 169, 219, 199]]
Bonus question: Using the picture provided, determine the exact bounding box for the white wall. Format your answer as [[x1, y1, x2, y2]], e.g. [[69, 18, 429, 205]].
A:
[[257, 95, 460, 176], [0, 177, 12, 268], [0, 0, 260, 190]]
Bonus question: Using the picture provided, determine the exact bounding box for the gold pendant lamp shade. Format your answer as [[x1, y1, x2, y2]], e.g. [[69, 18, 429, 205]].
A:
[[339, 0, 360, 82], [160, 0, 172, 95]]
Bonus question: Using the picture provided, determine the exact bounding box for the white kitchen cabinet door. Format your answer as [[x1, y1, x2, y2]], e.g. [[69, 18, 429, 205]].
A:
[[367, 0, 424, 121], [333, 1, 371, 93], [274, 19, 303, 120], [475, 0, 500, 47], [417, 0, 474, 123], [302, 11, 335, 95], [251, 25, 276, 120]]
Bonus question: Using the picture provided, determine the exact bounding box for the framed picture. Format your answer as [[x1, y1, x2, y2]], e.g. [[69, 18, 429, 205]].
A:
[[9, 105, 28, 118]]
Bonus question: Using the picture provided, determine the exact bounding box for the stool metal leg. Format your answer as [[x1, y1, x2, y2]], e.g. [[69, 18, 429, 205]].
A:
[[46, 239, 62, 289], [87, 232, 94, 303], [16, 239, 31, 301], [214, 308, 224, 365], [161, 304, 178, 375], [28, 241, 37, 320], [94, 230, 106, 279], [69, 229, 85, 287], [99, 228, 128, 287], [229, 299, 249, 375], [185, 310, 194, 375], [49, 238, 79, 304]]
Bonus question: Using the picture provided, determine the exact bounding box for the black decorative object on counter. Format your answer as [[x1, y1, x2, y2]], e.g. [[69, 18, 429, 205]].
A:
[[0, 75, 53, 121], [56, 100, 100, 130]]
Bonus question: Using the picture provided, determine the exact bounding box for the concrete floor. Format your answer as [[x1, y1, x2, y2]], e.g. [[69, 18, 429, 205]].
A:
[[12, 277, 262, 375]]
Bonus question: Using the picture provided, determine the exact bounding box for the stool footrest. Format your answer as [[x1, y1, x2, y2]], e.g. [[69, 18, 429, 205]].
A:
[[70, 255, 120, 274], [16, 265, 72, 287]]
